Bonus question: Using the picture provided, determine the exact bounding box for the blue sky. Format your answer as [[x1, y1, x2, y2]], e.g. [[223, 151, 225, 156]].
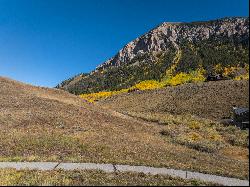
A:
[[0, 0, 249, 87]]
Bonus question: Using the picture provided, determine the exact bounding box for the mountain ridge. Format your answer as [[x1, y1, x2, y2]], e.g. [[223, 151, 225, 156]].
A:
[[96, 17, 248, 70], [57, 17, 249, 94]]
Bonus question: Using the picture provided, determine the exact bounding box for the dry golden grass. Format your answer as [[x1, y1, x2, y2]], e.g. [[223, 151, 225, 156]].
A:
[[99, 80, 249, 120], [0, 77, 248, 180], [124, 111, 248, 161], [0, 169, 218, 186]]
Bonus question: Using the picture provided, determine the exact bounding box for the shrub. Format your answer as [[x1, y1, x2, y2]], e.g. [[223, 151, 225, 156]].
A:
[[189, 68, 206, 82], [214, 64, 224, 74], [208, 132, 222, 141], [175, 133, 221, 153], [164, 72, 192, 86], [216, 125, 248, 147], [80, 88, 130, 102], [234, 73, 249, 80], [162, 68, 206, 87], [160, 129, 172, 137], [131, 80, 163, 90], [223, 66, 239, 78], [80, 91, 114, 102], [188, 121, 201, 130], [224, 133, 248, 147], [181, 139, 219, 153]]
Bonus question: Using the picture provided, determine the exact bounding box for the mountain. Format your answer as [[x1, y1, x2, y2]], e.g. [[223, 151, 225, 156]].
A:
[[57, 17, 249, 94]]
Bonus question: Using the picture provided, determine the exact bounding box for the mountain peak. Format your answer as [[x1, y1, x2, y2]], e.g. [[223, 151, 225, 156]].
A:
[[95, 17, 248, 71], [58, 17, 249, 94]]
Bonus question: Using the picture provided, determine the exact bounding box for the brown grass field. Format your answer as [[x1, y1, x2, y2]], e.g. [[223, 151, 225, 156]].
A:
[[0, 77, 249, 180], [0, 169, 218, 186], [98, 80, 249, 120]]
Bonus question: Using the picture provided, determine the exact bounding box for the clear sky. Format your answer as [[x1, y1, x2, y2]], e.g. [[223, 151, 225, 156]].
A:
[[0, 0, 249, 87]]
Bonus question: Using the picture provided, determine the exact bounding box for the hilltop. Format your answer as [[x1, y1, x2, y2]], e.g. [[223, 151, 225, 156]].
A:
[[57, 17, 249, 94]]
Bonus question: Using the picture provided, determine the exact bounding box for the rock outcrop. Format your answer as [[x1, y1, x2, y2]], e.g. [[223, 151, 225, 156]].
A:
[[96, 17, 249, 71]]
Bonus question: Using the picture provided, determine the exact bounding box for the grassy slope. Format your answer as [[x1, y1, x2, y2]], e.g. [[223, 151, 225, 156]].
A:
[[0, 77, 248, 179], [0, 169, 218, 186], [98, 80, 249, 120]]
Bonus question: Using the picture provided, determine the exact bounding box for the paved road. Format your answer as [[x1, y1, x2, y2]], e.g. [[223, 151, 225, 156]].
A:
[[0, 162, 248, 186]]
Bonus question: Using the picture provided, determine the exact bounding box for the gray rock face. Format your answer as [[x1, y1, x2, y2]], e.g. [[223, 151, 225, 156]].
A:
[[96, 17, 249, 71]]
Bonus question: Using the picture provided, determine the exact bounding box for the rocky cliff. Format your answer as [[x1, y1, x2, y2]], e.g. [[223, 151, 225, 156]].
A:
[[96, 17, 249, 71]]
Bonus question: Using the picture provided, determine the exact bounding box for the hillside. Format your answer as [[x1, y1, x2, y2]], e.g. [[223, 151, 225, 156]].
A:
[[98, 80, 249, 120], [0, 76, 249, 179], [57, 17, 249, 94]]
